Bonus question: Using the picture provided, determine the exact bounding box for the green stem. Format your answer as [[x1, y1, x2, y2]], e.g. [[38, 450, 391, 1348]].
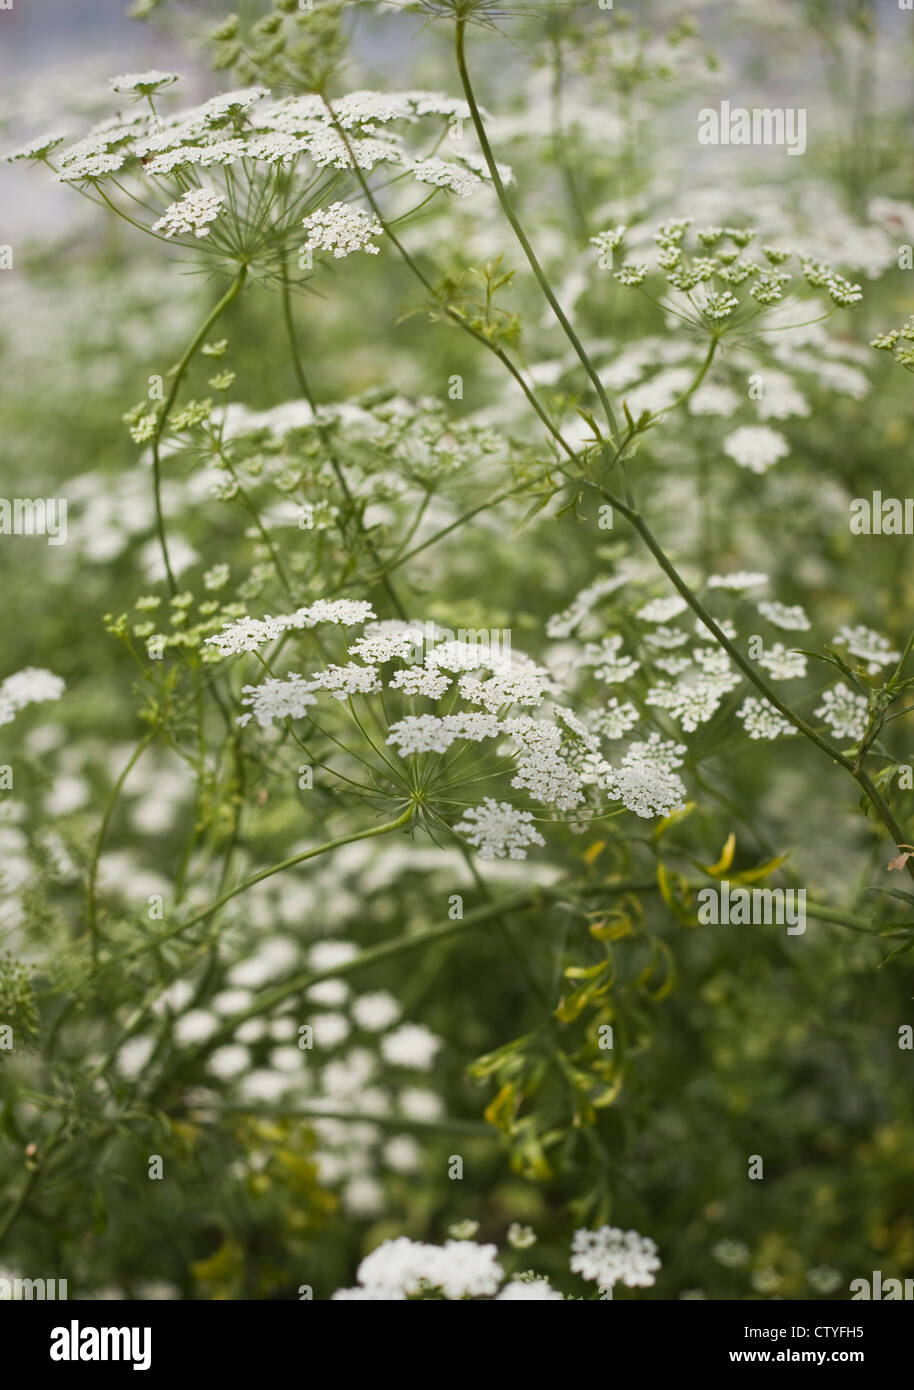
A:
[[125, 804, 416, 959], [151, 266, 248, 593], [454, 18, 618, 442], [279, 274, 408, 620], [86, 729, 157, 968]]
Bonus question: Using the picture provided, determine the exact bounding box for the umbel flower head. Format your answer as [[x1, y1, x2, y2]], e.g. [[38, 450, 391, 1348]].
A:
[[203, 600, 694, 855], [10, 79, 501, 283], [608, 220, 862, 341]]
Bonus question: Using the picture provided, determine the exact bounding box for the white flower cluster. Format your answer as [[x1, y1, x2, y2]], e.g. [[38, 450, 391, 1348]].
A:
[[0, 667, 66, 726], [207, 599, 376, 656], [601, 735, 687, 819], [570, 1226, 661, 1290], [737, 697, 794, 741], [454, 799, 546, 860], [757, 601, 810, 631], [757, 643, 806, 681], [723, 425, 789, 474], [332, 1237, 504, 1300], [41, 85, 501, 200], [815, 683, 869, 741], [238, 674, 317, 729], [645, 644, 741, 731], [707, 572, 768, 591], [152, 188, 226, 239], [833, 624, 899, 675], [302, 201, 383, 258], [110, 71, 180, 95]]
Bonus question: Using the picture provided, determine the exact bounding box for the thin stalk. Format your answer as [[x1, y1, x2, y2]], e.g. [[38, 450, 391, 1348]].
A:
[[151, 266, 248, 593]]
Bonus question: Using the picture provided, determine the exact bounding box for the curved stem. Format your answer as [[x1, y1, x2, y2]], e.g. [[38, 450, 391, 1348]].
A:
[[279, 273, 409, 620], [454, 18, 618, 442], [125, 803, 416, 959], [86, 729, 157, 968], [150, 266, 248, 593]]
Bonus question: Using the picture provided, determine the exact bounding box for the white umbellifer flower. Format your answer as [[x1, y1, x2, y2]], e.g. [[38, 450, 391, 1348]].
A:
[[815, 683, 869, 741], [602, 734, 687, 819], [712, 1238, 750, 1268], [388, 665, 452, 699], [152, 187, 226, 239], [644, 625, 689, 650], [458, 662, 552, 713], [455, 798, 546, 861], [425, 639, 486, 672], [507, 1223, 537, 1251], [570, 1226, 661, 1290], [636, 595, 689, 624], [614, 261, 648, 286], [591, 224, 626, 258], [591, 699, 639, 740], [645, 667, 738, 731], [757, 643, 806, 680], [757, 601, 811, 631], [207, 1044, 251, 1080], [579, 635, 641, 685], [56, 151, 128, 182], [5, 131, 67, 162], [203, 563, 230, 591], [173, 1009, 220, 1045], [308, 663, 381, 700], [703, 289, 739, 320], [412, 156, 482, 197], [350, 1237, 503, 1300], [383, 1135, 422, 1174], [0, 667, 65, 726], [496, 1279, 564, 1301], [206, 614, 286, 655], [833, 624, 900, 675], [116, 1035, 155, 1078], [737, 697, 793, 740], [386, 713, 459, 755], [753, 369, 809, 421], [306, 979, 349, 1007], [349, 628, 423, 663], [110, 70, 181, 95], [722, 425, 789, 474], [707, 572, 768, 591], [546, 576, 627, 639], [227, 938, 298, 987], [397, 1089, 442, 1123], [238, 1069, 288, 1103], [238, 673, 317, 728], [308, 940, 358, 971], [807, 1265, 842, 1294], [289, 599, 377, 628], [331, 1286, 405, 1301], [688, 383, 740, 416], [351, 991, 401, 1031], [302, 201, 383, 257], [380, 1023, 442, 1071], [312, 1012, 351, 1049], [386, 711, 500, 755], [212, 988, 253, 1015], [502, 717, 584, 811]]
